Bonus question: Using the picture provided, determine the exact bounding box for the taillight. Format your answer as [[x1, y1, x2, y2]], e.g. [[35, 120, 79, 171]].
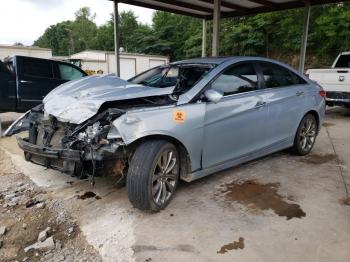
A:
[[319, 90, 326, 98]]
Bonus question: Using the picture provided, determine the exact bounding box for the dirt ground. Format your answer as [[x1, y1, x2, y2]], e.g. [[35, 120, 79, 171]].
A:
[[0, 107, 350, 262], [0, 150, 101, 262]]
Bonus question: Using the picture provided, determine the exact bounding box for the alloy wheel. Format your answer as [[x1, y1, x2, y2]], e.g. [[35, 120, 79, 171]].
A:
[[299, 117, 317, 152], [152, 149, 178, 206]]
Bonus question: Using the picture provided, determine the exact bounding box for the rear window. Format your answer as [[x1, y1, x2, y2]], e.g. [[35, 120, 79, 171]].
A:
[[259, 62, 306, 88], [334, 54, 350, 68], [22, 58, 53, 78]]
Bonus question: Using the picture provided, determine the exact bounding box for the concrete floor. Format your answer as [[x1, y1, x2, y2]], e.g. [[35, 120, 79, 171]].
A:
[[0, 107, 349, 262]]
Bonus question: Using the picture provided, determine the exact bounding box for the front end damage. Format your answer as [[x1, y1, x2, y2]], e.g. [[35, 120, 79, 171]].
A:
[[14, 104, 133, 185]]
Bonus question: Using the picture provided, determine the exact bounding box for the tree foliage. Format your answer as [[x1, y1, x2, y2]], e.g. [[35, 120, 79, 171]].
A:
[[34, 3, 350, 68]]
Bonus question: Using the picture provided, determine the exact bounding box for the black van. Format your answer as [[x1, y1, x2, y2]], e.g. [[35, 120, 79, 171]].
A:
[[0, 55, 87, 112]]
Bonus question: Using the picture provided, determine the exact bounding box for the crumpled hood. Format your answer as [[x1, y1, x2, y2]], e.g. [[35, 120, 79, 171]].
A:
[[43, 74, 174, 124]]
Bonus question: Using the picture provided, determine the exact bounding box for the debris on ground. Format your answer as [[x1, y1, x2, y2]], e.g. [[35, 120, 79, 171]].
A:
[[24, 236, 55, 253], [0, 226, 7, 237], [38, 227, 51, 242], [0, 148, 101, 262]]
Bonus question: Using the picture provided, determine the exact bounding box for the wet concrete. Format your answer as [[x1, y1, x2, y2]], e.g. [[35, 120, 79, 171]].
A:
[[1, 107, 350, 262], [299, 153, 336, 165], [322, 122, 335, 127], [219, 180, 306, 220], [217, 237, 245, 254], [77, 191, 101, 200]]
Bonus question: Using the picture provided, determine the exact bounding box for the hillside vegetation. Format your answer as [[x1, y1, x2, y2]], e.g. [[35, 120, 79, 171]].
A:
[[34, 3, 350, 69]]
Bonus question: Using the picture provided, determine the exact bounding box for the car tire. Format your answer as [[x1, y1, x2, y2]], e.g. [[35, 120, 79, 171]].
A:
[[291, 114, 318, 156], [127, 139, 180, 212]]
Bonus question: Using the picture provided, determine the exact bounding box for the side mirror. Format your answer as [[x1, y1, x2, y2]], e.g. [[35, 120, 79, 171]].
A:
[[204, 89, 224, 103]]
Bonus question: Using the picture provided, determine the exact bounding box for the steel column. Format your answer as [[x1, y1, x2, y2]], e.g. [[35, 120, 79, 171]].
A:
[[212, 0, 221, 57], [202, 19, 207, 57], [113, 0, 120, 77], [299, 2, 310, 73]]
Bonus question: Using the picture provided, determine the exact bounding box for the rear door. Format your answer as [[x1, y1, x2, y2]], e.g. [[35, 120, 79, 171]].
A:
[[202, 62, 269, 168], [256, 62, 310, 146], [16, 56, 57, 110]]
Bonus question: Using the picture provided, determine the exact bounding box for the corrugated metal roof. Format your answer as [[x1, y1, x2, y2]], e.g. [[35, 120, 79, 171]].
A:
[[113, 0, 348, 19]]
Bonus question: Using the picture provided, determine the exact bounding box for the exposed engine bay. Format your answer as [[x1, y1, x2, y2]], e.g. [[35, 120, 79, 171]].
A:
[[16, 94, 175, 185]]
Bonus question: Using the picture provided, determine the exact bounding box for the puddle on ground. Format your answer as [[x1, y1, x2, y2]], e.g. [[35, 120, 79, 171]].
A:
[[323, 122, 335, 127], [77, 191, 101, 200], [340, 197, 350, 206], [217, 237, 244, 254], [220, 180, 306, 220], [300, 153, 336, 165]]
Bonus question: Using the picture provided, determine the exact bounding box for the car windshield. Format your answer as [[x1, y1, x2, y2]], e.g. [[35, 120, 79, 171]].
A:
[[129, 64, 214, 94]]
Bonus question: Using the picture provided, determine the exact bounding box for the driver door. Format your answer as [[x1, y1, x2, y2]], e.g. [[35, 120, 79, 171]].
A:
[[202, 62, 269, 169]]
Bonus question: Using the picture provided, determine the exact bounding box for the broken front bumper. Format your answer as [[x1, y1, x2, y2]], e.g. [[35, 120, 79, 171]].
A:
[[17, 137, 82, 161], [16, 136, 127, 177], [17, 136, 84, 174]]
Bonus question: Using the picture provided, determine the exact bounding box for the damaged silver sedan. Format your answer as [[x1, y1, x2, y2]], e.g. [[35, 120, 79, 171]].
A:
[[5, 57, 326, 211]]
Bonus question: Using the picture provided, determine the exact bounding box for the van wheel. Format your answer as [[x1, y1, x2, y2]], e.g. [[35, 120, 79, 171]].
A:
[[127, 140, 179, 212], [291, 114, 317, 156]]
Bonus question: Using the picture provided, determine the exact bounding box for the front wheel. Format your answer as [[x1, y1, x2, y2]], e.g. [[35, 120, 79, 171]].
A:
[[127, 140, 179, 212], [291, 114, 318, 156]]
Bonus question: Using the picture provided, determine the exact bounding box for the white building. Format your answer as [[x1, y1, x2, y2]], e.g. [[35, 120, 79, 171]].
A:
[[0, 44, 168, 80], [0, 44, 52, 60], [70, 50, 169, 79]]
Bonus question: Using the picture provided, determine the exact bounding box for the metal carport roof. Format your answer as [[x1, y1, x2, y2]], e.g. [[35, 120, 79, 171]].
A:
[[116, 0, 347, 19], [110, 0, 349, 76]]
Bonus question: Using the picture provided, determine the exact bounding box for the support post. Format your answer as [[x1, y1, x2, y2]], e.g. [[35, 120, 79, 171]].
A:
[[212, 0, 221, 57], [202, 19, 207, 57], [299, 2, 310, 73], [113, 0, 120, 77]]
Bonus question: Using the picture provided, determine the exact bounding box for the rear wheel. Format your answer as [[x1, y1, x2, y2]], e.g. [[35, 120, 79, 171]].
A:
[[127, 139, 179, 212], [291, 114, 317, 156]]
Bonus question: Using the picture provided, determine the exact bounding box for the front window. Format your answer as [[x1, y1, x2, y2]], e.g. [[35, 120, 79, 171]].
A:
[[210, 63, 258, 96], [58, 63, 85, 81], [129, 64, 213, 94]]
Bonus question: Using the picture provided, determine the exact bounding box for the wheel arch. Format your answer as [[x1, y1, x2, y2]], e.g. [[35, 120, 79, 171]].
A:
[[127, 134, 192, 180], [304, 110, 320, 133]]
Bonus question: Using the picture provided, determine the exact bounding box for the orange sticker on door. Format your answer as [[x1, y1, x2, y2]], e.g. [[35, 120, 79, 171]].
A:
[[173, 110, 186, 123]]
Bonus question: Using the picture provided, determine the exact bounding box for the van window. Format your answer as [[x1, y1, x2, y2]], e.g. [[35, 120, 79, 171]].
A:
[[23, 58, 53, 78], [58, 63, 85, 81]]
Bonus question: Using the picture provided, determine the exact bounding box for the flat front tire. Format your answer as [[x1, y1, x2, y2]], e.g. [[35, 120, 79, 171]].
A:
[[127, 139, 179, 212], [291, 114, 318, 156]]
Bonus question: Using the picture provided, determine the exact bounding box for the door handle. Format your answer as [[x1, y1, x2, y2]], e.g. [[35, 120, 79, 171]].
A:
[[296, 91, 304, 96], [254, 101, 266, 108], [20, 80, 33, 84]]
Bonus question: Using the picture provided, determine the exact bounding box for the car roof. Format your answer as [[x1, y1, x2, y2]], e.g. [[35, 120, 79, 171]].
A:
[[171, 57, 237, 65], [170, 56, 289, 66]]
